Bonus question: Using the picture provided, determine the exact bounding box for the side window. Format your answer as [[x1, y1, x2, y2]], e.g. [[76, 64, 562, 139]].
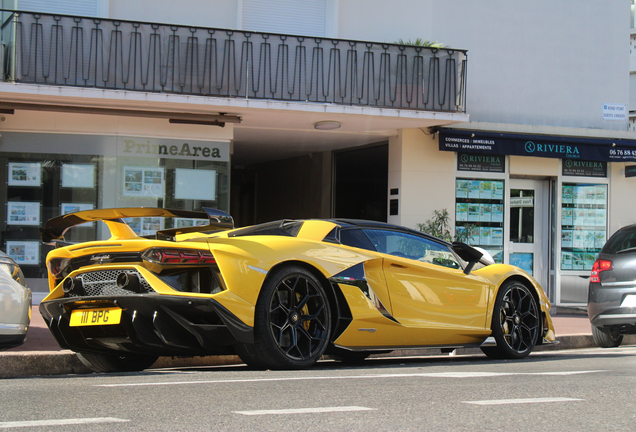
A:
[[362, 229, 461, 269], [339, 228, 376, 251]]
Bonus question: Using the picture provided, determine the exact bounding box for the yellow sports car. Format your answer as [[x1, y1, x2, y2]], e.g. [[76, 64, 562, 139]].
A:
[[39, 208, 555, 372]]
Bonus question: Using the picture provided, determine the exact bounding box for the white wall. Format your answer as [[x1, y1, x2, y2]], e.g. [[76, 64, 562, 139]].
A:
[[609, 162, 636, 232], [388, 128, 456, 230], [338, 1, 629, 131]]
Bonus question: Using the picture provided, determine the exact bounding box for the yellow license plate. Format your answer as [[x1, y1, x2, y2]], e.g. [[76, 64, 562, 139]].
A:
[[69, 307, 122, 327]]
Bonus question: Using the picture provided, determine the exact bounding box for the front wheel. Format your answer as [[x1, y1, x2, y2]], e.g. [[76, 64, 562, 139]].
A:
[[76, 352, 158, 373], [592, 325, 623, 348], [481, 281, 539, 359], [251, 265, 332, 369]]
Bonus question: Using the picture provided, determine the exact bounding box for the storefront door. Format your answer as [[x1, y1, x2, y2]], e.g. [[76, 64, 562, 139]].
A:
[[508, 179, 550, 289]]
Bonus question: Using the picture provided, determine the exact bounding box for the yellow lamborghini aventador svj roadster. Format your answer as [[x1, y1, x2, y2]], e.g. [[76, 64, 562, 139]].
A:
[[39, 208, 555, 372]]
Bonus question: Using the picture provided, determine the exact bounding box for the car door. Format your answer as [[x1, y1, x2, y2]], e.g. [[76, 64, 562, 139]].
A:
[[361, 228, 491, 334]]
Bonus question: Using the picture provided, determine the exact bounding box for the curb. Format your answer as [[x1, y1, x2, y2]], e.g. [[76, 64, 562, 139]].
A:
[[3, 334, 635, 379]]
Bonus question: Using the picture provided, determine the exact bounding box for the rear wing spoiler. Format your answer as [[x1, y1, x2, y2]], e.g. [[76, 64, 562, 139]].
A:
[[39, 207, 234, 245]]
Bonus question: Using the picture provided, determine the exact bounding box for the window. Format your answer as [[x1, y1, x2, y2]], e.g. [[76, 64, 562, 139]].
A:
[[339, 228, 375, 251], [242, 0, 327, 37], [362, 229, 461, 269]]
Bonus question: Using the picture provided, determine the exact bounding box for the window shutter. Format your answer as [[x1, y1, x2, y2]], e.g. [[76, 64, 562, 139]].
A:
[[242, 0, 326, 37], [17, 0, 99, 17]]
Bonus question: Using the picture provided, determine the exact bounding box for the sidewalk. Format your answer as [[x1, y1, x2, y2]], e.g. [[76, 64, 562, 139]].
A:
[[1, 303, 633, 379]]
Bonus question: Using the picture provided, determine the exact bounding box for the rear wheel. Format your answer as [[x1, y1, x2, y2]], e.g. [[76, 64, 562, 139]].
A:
[[76, 352, 158, 373], [591, 325, 623, 348], [481, 281, 539, 359], [251, 265, 332, 369]]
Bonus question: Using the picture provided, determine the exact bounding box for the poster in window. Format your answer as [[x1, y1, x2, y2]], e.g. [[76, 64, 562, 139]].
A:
[[455, 180, 468, 198], [124, 217, 164, 236], [61, 164, 96, 188], [123, 167, 164, 198], [480, 204, 492, 222], [468, 180, 481, 199], [562, 185, 573, 204], [174, 218, 209, 228], [6, 241, 39, 265], [7, 202, 40, 225], [561, 207, 573, 226], [456, 203, 468, 222], [479, 227, 491, 246], [561, 230, 573, 248], [561, 252, 573, 270], [493, 181, 504, 200], [174, 169, 217, 201], [467, 204, 480, 222], [491, 228, 503, 245], [8, 162, 41, 186], [61, 203, 94, 228], [479, 181, 492, 199], [492, 204, 504, 223]]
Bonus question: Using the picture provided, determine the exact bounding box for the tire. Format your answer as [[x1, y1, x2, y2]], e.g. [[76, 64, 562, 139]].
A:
[[592, 325, 623, 348], [233, 343, 268, 369], [481, 281, 539, 359], [332, 350, 370, 364], [76, 352, 158, 373], [250, 265, 332, 370]]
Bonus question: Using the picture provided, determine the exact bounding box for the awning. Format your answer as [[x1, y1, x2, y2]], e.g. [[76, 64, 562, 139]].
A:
[[439, 129, 636, 163]]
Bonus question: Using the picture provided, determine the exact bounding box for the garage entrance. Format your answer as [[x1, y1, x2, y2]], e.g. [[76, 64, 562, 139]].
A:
[[333, 144, 388, 222]]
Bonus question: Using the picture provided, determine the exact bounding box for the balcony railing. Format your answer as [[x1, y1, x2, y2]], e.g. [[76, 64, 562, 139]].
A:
[[0, 10, 467, 112]]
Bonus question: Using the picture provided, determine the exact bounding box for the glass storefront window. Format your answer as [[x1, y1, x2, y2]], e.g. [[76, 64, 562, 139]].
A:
[[455, 178, 505, 263], [0, 133, 230, 282], [560, 183, 607, 271]]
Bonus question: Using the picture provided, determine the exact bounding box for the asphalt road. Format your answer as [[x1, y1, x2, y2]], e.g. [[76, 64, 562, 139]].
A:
[[2, 347, 636, 431]]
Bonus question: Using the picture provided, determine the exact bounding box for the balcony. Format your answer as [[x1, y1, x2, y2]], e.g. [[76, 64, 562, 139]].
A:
[[0, 10, 467, 113]]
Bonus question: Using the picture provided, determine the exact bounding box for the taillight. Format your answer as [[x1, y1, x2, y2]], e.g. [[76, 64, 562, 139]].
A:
[[142, 248, 216, 265], [590, 259, 613, 283], [47, 258, 70, 277]]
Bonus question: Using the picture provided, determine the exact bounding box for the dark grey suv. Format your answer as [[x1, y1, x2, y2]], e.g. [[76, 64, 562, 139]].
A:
[[588, 224, 636, 347]]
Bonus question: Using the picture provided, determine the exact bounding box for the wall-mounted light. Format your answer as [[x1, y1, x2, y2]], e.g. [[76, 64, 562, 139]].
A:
[[314, 121, 341, 130]]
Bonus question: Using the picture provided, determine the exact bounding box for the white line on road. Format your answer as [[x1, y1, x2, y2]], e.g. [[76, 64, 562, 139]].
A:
[[95, 370, 606, 387], [0, 417, 129, 429], [463, 397, 583, 406], [233, 406, 375, 416]]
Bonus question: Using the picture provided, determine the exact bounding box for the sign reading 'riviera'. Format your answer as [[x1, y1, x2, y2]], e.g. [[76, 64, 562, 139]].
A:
[[457, 152, 505, 173], [440, 130, 636, 163], [562, 159, 607, 178]]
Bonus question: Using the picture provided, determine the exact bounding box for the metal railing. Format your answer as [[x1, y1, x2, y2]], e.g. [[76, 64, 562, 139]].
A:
[[0, 10, 467, 112]]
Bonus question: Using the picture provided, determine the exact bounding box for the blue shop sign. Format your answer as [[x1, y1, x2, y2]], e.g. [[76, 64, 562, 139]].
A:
[[439, 130, 636, 163]]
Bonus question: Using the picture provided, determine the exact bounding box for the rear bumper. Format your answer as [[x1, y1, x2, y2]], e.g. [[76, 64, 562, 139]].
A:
[[39, 294, 253, 357], [588, 282, 636, 331]]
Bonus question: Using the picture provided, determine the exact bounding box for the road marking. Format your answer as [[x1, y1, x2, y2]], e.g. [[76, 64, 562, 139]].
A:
[[0, 418, 129, 429], [95, 370, 606, 388], [464, 397, 583, 406], [233, 406, 375, 416]]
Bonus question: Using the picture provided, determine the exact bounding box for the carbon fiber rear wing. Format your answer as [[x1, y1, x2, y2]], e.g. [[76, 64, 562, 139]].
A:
[[39, 207, 234, 244]]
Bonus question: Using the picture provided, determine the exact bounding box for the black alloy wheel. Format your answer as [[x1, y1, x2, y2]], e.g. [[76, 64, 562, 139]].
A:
[[482, 281, 539, 359], [252, 265, 331, 369]]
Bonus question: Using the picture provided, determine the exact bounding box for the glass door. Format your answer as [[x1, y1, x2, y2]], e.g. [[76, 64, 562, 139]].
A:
[[508, 179, 549, 288]]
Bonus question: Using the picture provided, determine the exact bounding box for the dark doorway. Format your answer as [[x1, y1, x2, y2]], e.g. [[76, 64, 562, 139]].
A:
[[333, 144, 388, 222]]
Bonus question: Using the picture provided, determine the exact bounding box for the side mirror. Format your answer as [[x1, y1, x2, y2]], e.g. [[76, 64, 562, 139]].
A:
[[452, 242, 484, 275]]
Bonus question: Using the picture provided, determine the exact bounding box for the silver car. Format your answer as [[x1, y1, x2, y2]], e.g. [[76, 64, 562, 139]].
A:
[[0, 251, 31, 350]]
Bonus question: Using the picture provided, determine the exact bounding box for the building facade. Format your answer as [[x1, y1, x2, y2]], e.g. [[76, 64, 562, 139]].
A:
[[0, 0, 632, 307]]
